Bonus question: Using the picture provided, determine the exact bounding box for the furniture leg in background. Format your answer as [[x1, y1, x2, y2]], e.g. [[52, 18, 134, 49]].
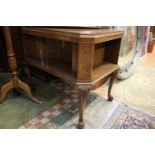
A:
[[0, 27, 42, 104]]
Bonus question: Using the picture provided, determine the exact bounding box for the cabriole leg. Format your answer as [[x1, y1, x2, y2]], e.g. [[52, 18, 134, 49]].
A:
[[108, 71, 117, 101], [77, 86, 90, 129]]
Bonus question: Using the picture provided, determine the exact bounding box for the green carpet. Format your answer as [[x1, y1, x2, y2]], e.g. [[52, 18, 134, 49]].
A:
[[1, 65, 155, 129], [0, 73, 97, 128]]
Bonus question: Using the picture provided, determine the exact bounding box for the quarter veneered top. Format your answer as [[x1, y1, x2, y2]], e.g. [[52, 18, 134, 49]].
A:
[[22, 27, 123, 43]]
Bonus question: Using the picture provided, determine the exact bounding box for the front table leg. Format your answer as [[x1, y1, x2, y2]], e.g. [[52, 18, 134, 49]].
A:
[[77, 86, 90, 129], [108, 71, 118, 101]]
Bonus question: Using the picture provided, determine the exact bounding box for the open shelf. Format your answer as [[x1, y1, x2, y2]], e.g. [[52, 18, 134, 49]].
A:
[[92, 62, 118, 82], [26, 58, 117, 85], [26, 58, 76, 83]]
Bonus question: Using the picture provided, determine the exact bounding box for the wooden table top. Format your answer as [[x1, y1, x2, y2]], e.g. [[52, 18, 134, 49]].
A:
[[22, 27, 123, 43]]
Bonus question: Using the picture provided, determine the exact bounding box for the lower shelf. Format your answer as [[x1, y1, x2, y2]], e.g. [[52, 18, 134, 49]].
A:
[[26, 59, 118, 87], [92, 63, 118, 83]]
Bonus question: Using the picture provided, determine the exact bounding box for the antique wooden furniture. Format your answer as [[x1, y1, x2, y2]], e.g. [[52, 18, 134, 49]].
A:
[[21, 27, 123, 128], [0, 27, 41, 104]]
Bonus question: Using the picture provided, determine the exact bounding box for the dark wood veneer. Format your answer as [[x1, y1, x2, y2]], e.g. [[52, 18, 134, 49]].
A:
[[21, 27, 123, 128]]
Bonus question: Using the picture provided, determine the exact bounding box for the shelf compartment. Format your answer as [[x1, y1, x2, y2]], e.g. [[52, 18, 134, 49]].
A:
[[25, 58, 76, 83], [92, 63, 118, 82]]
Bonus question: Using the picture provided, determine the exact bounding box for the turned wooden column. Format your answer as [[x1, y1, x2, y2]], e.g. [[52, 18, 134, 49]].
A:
[[0, 26, 42, 104]]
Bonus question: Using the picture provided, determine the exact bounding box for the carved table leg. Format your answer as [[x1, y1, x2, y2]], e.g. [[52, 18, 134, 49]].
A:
[[0, 26, 42, 104], [77, 86, 90, 129], [108, 71, 117, 101]]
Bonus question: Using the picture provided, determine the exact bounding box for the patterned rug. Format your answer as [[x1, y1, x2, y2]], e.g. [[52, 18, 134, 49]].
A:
[[62, 98, 155, 129], [103, 104, 155, 129], [0, 73, 155, 129]]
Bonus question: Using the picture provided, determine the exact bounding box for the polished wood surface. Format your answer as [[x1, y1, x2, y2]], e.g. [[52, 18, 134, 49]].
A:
[[0, 27, 41, 104], [21, 27, 123, 128], [22, 27, 122, 44], [0, 27, 8, 72]]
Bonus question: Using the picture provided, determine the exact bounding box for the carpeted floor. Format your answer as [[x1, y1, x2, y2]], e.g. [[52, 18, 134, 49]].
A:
[[97, 48, 155, 117], [62, 98, 155, 129], [0, 73, 155, 129], [0, 47, 155, 129], [0, 74, 97, 129], [103, 104, 155, 129], [101, 65, 155, 116]]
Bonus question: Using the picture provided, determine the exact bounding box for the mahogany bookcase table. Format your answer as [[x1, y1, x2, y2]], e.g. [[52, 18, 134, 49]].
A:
[[21, 27, 123, 128]]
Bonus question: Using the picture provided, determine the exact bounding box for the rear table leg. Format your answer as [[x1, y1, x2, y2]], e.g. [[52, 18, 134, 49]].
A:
[[108, 71, 117, 101]]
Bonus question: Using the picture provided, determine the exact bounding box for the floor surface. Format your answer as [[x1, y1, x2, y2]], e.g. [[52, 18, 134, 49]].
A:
[[95, 45, 155, 116]]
